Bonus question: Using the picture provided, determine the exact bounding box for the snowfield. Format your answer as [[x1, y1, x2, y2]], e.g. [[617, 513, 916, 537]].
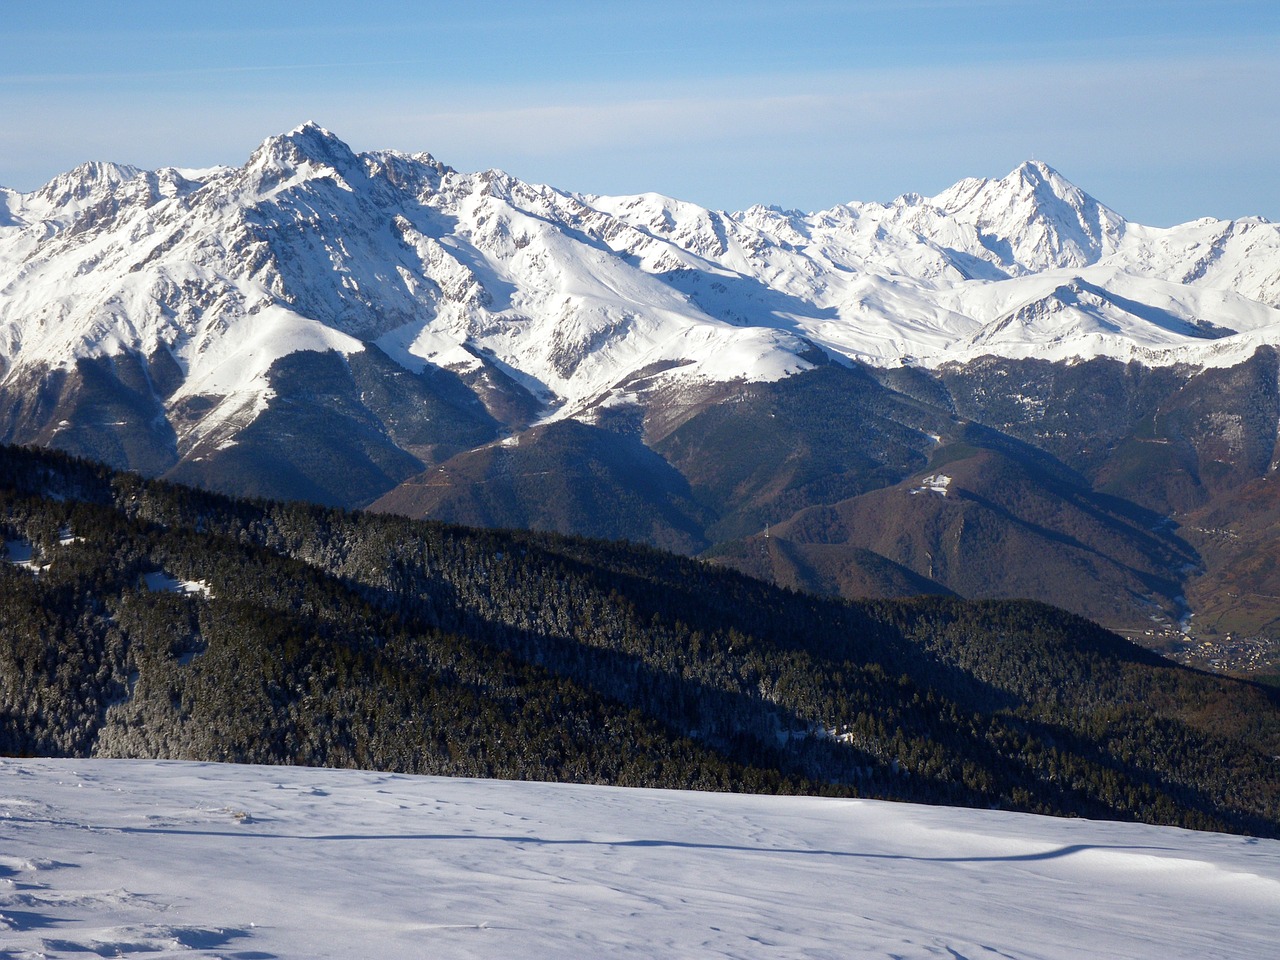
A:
[[1, 760, 1277, 959]]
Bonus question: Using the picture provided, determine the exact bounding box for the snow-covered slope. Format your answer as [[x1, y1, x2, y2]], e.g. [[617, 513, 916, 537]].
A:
[[3, 759, 1277, 959], [3, 123, 1280, 454]]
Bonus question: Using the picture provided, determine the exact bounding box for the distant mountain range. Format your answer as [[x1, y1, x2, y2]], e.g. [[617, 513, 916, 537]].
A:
[[4, 124, 1280, 655]]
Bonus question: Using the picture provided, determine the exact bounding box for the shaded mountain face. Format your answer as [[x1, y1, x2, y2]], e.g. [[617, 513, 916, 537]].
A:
[[743, 443, 1197, 629], [4, 126, 1280, 651], [371, 418, 713, 554]]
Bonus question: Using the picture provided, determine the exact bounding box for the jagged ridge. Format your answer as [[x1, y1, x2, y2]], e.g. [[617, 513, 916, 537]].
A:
[[3, 124, 1280, 448]]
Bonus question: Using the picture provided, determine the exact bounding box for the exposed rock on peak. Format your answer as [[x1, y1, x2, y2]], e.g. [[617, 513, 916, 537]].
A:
[[245, 122, 366, 193]]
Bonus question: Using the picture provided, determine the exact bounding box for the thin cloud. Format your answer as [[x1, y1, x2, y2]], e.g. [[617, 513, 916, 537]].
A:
[[0, 60, 435, 85], [1, 51, 1275, 225]]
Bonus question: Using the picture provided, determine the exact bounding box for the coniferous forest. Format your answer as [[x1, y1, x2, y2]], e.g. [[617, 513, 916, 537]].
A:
[[1, 443, 1278, 837]]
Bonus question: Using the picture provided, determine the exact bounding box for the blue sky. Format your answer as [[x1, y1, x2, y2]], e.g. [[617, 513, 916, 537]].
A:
[[2, 1, 1276, 225]]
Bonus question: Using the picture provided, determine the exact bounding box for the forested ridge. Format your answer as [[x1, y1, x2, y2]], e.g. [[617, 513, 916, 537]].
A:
[[2, 443, 1278, 837]]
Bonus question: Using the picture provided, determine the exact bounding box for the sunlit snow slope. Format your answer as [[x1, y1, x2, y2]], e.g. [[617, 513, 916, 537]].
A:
[[2, 759, 1278, 959]]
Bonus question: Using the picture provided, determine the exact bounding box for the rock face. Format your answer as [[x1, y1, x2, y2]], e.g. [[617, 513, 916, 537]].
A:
[[4, 125, 1280, 643]]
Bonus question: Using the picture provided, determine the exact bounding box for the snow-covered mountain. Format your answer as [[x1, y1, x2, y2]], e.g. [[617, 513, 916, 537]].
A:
[[7, 125, 1280, 646], [3, 122, 1279, 454], [4, 759, 1279, 959]]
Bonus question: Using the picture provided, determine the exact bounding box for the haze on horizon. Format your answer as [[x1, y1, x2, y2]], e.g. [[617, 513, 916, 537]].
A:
[[2, 0, 1277, 227]]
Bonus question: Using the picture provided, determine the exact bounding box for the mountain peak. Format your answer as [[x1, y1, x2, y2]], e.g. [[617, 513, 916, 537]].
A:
[[289, 120, 331, 136], [248, 122, 362, 180], [1013, 159, 1062, 181], [1004, 160, 1093, 207], [34, 160, 141, 205], [927, 160, 1126, 271], [16, 160, 145, 223], [283, 120, 346, 152]]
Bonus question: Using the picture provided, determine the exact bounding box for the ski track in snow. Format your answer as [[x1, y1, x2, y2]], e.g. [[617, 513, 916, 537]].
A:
[[1, 759, 1277, 959]]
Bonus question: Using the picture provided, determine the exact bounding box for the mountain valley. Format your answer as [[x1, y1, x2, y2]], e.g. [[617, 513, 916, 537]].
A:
[[2, 441, 1279, 836], [4, 125, 1280, 670]]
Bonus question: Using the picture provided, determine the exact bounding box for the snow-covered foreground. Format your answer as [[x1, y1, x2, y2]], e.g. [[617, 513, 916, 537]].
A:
[[2, 760, 1278, 959]]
